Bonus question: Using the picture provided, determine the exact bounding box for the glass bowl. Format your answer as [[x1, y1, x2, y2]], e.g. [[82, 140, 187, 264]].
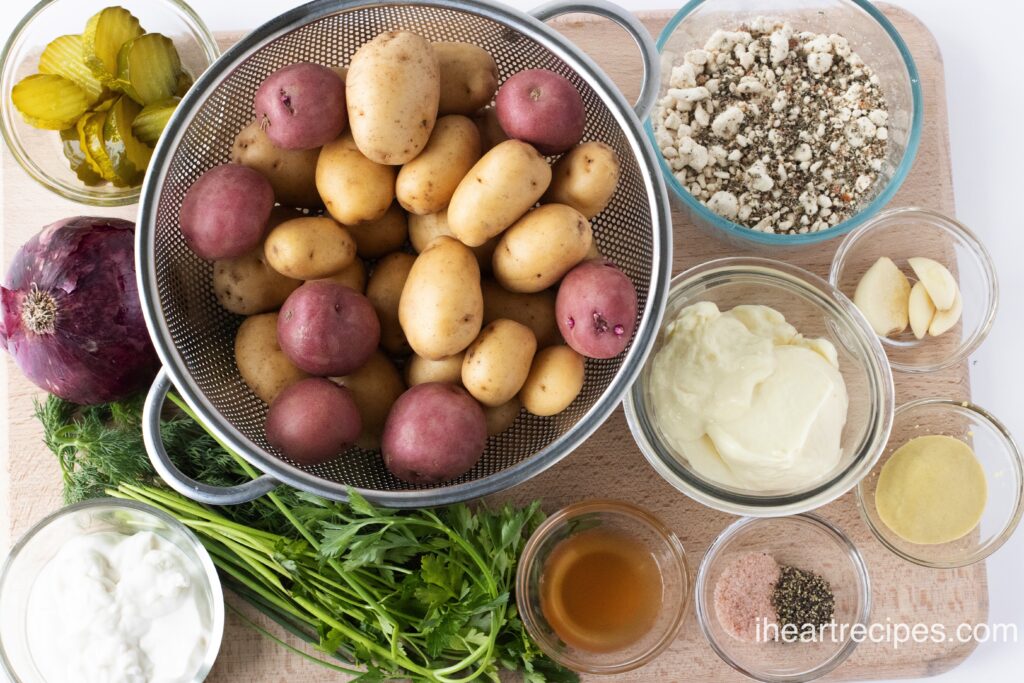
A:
[[516, 500, 690, 674], [857, 398, 1024, 568], [695, 514, 871, 682], [625, 257, 894, 516], [0, 498, 225, 682], [649, 0, 922, 247], [829, 207, 999, 373], [0, 0, 219, 206]]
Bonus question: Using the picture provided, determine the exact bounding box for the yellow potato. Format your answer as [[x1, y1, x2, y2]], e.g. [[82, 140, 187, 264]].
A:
[[462, 319, 537, 407], [264, 216, 357, 280], [447, 140, 551, 247], [542, 141, 620, 218], [234, 313, 308, 404], [434, 42, 499, 115], [408, 209, 453, 252], [408, 209, 497, 272], [473, 107, 507, 152], [472, 236, 500, 275], [316, 258, 367, 293], [493, 204, 592, 293], [344, 202, 408, 259], [213, 244, 301, 315], [519, 345, 585, 416], [346, 31, 440, 165], [405, 352, 465, 386], [367, 252, 416, 355], [231, 120, 322, 209], [396, 115, 481, 215], [212, 207, 303, 314], [332, 351, 406, 450], [317, 131, 396, 225], [481, 279, 561, 347], [484, 397, 521, 436], [398, 236, 483, 359]]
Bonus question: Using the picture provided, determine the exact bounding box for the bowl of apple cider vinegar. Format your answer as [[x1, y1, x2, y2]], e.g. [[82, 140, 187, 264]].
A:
[[516, 500, 690, 674]]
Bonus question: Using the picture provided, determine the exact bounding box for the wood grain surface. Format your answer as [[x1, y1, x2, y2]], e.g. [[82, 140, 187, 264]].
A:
[[0, 6, 984, 682]]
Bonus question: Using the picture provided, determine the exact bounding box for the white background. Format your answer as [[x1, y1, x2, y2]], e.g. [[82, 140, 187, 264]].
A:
[[0, 0, 1021, 681]]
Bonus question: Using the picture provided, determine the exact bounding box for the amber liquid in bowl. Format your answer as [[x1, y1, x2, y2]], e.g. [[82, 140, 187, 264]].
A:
[[539, 528, 663, 652]]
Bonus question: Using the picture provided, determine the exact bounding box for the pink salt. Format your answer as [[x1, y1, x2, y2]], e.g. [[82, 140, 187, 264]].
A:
[[713, 551, 781, 642]]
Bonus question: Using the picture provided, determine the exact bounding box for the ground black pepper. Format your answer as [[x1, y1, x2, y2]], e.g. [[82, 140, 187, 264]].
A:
[[772, 565, 835, 630]]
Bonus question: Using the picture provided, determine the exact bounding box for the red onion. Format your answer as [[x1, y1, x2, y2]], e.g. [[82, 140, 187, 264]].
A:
[[1, 217, 159, 404]]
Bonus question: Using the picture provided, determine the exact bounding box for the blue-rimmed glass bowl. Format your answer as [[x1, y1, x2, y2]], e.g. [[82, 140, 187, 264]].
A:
[[648, 0, 923, 248]]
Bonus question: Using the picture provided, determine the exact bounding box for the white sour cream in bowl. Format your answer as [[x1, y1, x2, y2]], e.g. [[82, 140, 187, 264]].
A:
[[0, 499, 224, 683]]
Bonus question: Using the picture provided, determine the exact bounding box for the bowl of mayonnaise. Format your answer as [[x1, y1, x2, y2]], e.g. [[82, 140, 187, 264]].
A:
[[625, 257, 895, 517], [0, 498, 224, 682]]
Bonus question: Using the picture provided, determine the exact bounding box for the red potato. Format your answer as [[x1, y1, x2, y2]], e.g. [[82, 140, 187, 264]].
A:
[[254, 63, 347, 150], [495, 69, 585, 155], [277, 281, 380, 376], [179, 163, 274, 260], [382, 383, 487, 484], [556, 259, 637, 359], [266, 378, 361, 465]]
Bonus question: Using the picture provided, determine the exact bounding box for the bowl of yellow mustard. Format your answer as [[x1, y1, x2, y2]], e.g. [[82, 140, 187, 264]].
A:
[[856, 398, 1024, 567]]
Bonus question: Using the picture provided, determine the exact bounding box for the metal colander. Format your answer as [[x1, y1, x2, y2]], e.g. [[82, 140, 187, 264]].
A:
[[138, 0, 671, 507]]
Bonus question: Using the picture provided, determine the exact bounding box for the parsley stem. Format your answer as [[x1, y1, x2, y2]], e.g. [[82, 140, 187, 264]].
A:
[[226, 603, 363, 675]]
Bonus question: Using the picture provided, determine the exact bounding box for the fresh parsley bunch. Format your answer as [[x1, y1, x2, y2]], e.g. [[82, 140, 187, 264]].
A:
[[37, 395, 577, 682]]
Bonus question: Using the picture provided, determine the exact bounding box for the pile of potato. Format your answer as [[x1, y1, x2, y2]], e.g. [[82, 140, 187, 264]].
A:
[[178, 30, 638, 485]]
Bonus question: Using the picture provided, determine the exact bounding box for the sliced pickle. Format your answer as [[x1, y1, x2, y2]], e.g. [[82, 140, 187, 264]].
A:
[[115, 33, 181, 105], [175, 70, 194, 97], [82, 6, 144, 85], [80, 109, 121, 184], [60, 126, 104, 185], [75, 112, 103, 176], [131, 97, 179, 145], [38, 34, 106, 104], [92, 96, 117, 113], [74, 96, 116, 177], [11, 74, 91, 130], [103, 96, 152, 186]]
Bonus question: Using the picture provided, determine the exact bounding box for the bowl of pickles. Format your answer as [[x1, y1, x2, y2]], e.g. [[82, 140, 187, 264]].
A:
[[1, 0, 218, 206]]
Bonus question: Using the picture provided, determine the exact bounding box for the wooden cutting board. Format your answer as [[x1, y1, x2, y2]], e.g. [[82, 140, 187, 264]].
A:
[[0, 6, 982, 682]]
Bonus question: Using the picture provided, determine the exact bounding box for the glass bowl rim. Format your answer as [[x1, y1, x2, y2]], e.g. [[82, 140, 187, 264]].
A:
[[855, 397, 1024, 568], [514, 499, 691, 674], [694, 512, 872, 683], [828, 205, 1000, 373], [646, 0, 924, 246], [0, 497, 226, 682], [624, 256, 896, 517], [0, 0, 220, 206]]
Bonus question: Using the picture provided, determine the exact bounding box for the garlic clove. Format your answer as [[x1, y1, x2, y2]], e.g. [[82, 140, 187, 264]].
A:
[[854, 256, 911, 336], [908, 281, 936, 340], [928, 289, 963, 337], [908, 257, 958, 311]]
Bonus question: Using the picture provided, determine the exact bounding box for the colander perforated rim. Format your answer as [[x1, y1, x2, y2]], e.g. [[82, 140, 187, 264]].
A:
[[137, 0, 672, 507]]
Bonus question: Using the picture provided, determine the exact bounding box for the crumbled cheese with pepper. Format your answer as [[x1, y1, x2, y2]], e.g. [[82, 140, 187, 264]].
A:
[[653, 17, 889, 234]]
